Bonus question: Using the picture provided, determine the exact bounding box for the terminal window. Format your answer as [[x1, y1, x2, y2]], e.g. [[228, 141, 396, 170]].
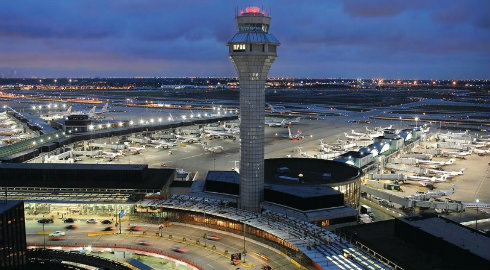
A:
[[233, 44, 246, 52]]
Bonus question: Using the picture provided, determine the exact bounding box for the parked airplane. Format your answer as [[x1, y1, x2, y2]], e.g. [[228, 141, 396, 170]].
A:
[[265, 118, 285, 127], [472, 148, 490, 155], [353, 129, 382, 139], [365, 125, 392, 132], [417, 158, 455, 166], [203, 129, 236, 139], [337, 139, 357, 150], [345, 132, 370, 140], [441, 150, 472, 157], [102, 151, 123, 159], [175, 134, 202, 143], [128, 145, 145, 152], [151, 140, 176, 149], [405, 174, 448, 186], [427, 168, 465, 178]]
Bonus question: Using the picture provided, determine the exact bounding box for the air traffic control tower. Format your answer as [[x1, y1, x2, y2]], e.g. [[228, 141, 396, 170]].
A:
[[227, 7, 279, 212]]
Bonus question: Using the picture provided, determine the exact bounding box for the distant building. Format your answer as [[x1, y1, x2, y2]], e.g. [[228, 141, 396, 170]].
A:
[[337, 214, 490, 270], [0, 201, 26, 269]]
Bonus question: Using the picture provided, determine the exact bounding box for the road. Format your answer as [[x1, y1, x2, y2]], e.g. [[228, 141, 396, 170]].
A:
[[26, 219, 304, 270]]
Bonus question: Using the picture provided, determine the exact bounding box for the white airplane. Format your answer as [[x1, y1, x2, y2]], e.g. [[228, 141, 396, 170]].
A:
[[281, 127, 304, 140], [203, 129, 236, 139], [417, 158, 455, 166], [319, 139, 332, 152], [265, 118, 285, 127], [102, 151, 123, 159], [473, 142, 490, 148], [175, 134, 202, 143], [426, 184, 456, 197], [405, 174, 448, 185], [472, 148, 490, 155], [128, 145, 145, 152], [365, 125, 392, 132], [202, 144, 224, 153], [441, 150, 472, 158], [337, 139, 357, 150], [427, 168, 465, 178], [352, 129, 382, 139], [345, 132, 370, 140], [151, 140, 176, 149]]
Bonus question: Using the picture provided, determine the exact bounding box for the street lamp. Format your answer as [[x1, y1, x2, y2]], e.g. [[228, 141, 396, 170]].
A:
[[476, 198, 480, 230], [415, 117, 419, 128]]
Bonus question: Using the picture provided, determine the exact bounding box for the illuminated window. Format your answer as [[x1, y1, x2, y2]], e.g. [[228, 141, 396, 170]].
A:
[[233, 44, 246, 52]]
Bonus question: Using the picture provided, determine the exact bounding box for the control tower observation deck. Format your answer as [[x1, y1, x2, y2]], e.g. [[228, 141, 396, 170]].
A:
[[227, 7, 280, 212]]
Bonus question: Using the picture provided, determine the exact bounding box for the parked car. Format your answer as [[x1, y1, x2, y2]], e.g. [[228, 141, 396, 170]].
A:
[[86, 219, 98, 224]]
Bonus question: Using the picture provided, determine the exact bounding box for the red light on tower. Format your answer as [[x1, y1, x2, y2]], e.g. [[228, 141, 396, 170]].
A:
[[245, 6, 260, 14]]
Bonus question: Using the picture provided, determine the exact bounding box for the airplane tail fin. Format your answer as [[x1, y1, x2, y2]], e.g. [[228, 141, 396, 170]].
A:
[[460, 168, 465, 174], [102, 103, 108, 112], [89, 106, 96, 114], [447, 158, 455, 165], [66, 106, 72, 114]]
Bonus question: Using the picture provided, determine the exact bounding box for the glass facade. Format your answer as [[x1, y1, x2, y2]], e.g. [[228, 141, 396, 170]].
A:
[[0, 201, 27, 269]]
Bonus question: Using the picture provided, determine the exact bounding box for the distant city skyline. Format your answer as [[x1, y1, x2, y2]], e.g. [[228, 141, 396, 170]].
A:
[[1, 0, 489, 79]]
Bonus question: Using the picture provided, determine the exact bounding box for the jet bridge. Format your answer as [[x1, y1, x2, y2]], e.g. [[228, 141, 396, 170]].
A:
[[361, 185, 465, 212]]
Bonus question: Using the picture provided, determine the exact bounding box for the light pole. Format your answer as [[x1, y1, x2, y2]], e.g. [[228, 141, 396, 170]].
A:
[[475, 198, 480, 230], [242, 223, 247, 263], [415, 117, 419, 128], [43, 223, 46, 249]]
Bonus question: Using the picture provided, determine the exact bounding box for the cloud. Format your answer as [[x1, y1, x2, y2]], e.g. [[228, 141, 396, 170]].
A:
[[0, 0, 488, 78]]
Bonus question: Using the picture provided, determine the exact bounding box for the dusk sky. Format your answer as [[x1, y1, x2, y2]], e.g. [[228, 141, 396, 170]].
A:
[[1, 0, 489, 79]]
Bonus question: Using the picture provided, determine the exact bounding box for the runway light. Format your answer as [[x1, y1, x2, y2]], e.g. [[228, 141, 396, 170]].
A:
[[158, 118, 162, 122], [118, 122, 123, 127], [139, 119, 144, 124], [204, 113, 208, 117], [129, 120, 134, 125], [32, 141, 36, 145], [32, 106, 36, 110], [197, 113, 201, 118], [150, 118, 154, 123], [106, 123, 111, 128], [55, 134, 59, 138], [98, 124, 103, 129]]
